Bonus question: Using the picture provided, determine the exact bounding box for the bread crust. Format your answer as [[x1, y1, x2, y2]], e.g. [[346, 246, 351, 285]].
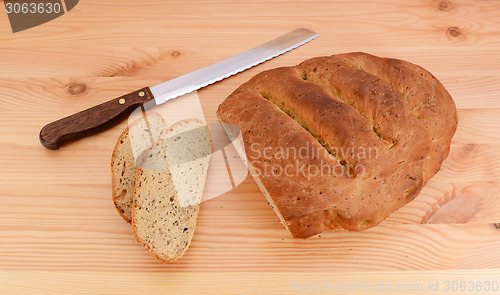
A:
[[216, 52, 457, 238], [111, 127, 133, 222]]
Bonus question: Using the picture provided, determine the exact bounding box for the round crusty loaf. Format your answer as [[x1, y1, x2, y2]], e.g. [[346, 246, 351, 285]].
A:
[[216, 52, 457, 238]]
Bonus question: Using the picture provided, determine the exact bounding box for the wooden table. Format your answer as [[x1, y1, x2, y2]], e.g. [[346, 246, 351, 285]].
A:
[[1, 0, 499, 294]]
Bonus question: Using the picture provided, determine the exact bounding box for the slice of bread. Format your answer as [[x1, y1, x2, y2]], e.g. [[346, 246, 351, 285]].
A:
[[111, 112, 166, 223], [132, 119, 211, 263]]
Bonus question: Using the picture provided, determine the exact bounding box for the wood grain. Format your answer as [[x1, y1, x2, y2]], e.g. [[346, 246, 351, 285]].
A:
[[1, 270, 498, 295], [1, 0, 499, 293]]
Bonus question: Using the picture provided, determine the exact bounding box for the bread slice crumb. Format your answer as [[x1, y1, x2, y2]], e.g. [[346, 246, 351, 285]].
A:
[[111, 112, 166, 223], [132, 119, 211, 262]]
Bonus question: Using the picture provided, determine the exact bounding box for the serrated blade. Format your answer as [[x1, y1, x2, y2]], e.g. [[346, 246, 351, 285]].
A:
[[150, 28, 319, 105]]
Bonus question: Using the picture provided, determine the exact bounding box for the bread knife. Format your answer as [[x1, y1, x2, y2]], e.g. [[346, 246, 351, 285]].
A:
[[39, 28, 319, 149]]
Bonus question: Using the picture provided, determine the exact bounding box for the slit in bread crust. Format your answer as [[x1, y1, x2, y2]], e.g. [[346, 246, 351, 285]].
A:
[[260, 93, 356, 178], [295, 68, 395, 147], [339, 60, 418, 113]]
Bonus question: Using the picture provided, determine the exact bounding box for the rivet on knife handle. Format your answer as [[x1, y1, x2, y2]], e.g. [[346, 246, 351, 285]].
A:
[[39, 87, 153, 150]]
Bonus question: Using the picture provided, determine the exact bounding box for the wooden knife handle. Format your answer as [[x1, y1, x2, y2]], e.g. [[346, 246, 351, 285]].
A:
[[40, 87, 154, 150]]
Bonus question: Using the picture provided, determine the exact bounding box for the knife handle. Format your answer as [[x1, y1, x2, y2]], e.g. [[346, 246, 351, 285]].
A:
[[40, 87, 154, 150]]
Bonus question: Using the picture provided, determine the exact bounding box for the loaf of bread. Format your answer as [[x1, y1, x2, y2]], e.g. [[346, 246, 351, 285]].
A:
[[111, 112, 166, 223], [132, 119, 211, 262], [216, 52, 457, 238]]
